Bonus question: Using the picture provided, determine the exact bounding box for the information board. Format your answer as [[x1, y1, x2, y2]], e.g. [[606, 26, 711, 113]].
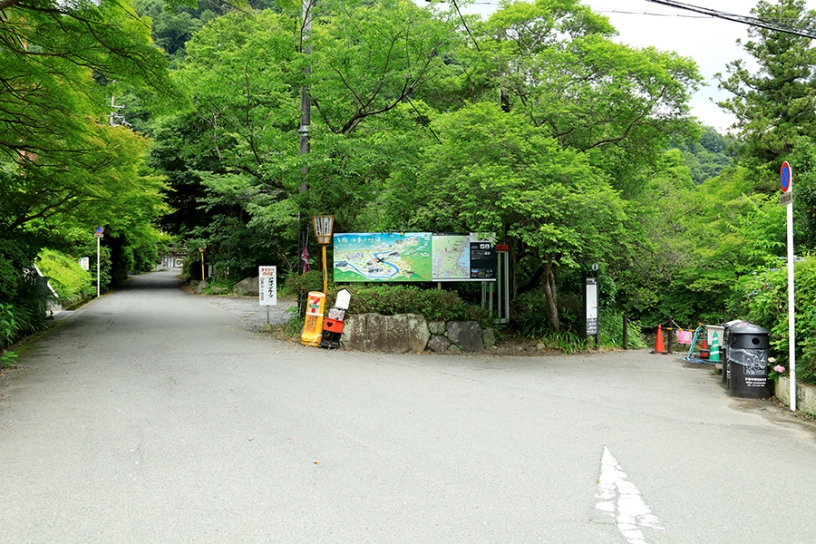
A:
[[258, 266, 277, 306], [334, 232, 497, 282]]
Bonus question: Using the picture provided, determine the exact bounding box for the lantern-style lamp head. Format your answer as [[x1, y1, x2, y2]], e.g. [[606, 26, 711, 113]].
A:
[[312, 215, 334, 245]]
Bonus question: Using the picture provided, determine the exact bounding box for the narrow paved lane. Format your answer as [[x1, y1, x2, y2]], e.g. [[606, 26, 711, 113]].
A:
[[1, 271, 816, 543]]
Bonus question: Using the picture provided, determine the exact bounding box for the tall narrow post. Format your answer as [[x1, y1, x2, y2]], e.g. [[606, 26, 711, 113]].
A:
[[321, 244, 328, 294], [298, 0, 313, 268], [787, 190, 796, 411], [97, 236, 100, 298]]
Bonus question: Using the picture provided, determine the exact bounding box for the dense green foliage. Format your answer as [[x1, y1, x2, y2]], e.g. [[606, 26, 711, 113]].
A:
[[732, 256, 816, 384], [36, 250, 94, 305], [673, 127, 737, 184], [283, 272, 487, 324], [0, 0, 176, 351]]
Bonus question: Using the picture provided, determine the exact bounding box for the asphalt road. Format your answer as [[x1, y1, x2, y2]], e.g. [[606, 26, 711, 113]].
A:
[[1, 271, 816, 543]]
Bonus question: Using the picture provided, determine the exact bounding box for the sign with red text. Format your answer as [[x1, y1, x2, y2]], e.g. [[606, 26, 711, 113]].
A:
[[258, 266, 277, 306]]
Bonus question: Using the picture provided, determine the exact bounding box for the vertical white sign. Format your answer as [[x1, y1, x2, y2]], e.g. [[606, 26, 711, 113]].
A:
[[586, 277, 598, 336], [258, 266, 277, 306]]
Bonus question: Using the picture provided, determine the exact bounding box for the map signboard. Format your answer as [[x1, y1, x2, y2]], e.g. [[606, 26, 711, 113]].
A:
[[333, 233, 432, 282], [433, 234, 470, 280], [333, 232, 496, 282], [433, 233, 497, 281]]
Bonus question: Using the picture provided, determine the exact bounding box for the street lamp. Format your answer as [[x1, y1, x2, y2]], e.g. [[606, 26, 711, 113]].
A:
[[198, 246, 206, 280], [312, 215, 334, 294]]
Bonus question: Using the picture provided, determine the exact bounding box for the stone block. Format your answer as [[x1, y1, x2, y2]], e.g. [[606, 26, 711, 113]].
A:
[[195, 280, 208, 294], [428, 321, 446, 336], [447, 321, 484, 351], [483, 328, 496, 348], [340, 314, 430, 353], [233, 276, 259, 295], [428, 336, 451, 353]]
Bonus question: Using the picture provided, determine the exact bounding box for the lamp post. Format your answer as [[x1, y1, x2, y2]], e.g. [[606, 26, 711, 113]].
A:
[[198, 247, 206, 281], [312, 215, 334, 294]]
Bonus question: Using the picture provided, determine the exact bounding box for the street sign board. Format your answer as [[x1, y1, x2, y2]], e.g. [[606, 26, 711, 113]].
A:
[[781, 161, 792, 192], [780, 192, 793, 206], [258, 266, 277, 306], [585, 277, 599, 336]]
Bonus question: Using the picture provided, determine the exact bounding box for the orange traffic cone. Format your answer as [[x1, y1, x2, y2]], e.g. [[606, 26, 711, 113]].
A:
[[700, 338, 709, 359], [652, 324, 666, 354]]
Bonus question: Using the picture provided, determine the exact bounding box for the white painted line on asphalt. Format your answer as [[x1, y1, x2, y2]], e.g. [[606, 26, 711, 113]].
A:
[[596, 446, 663, 544]]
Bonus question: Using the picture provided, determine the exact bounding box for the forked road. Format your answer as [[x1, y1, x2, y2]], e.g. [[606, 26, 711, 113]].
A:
[[1, 271, 816, 543]]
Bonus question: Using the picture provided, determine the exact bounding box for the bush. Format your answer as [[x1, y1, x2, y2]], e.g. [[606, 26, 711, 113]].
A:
[[282, 276, 490, 325], [36, 249, 93, 304], [731, 255, 816, 384]]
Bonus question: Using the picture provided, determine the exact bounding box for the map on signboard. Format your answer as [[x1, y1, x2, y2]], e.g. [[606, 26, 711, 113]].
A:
[[333, 233, 432, 282], [433, 234, 470, 281]]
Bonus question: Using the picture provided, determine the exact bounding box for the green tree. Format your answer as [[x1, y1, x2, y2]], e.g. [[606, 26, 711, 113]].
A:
[[383, 102, 628, 332], [471, 0, 702, 197], [717, 0, 816, 175]]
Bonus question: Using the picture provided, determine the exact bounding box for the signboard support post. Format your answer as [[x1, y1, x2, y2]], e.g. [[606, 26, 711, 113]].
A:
[[94, 226, 104, 297], [322, 244, 328, 294], [781, 161, 796, 411], [96, 235, 100, 298]]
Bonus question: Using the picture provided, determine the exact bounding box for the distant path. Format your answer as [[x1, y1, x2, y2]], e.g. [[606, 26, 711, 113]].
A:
[[1, 270, 815, 543]]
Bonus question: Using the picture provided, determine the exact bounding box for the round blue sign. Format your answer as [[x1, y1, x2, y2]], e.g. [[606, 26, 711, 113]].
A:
[[781, 161, 792, 192]]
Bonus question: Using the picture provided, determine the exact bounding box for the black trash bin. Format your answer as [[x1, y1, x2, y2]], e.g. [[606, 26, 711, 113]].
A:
[[721, 320, 744, 387], [728, 322, 773, 398]]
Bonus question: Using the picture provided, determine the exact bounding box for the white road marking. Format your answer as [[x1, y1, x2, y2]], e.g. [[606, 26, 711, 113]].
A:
[[596, 446, 663, 544]]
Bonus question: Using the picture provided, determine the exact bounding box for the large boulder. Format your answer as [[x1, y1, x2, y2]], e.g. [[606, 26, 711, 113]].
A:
[[340, 313, 430, 353], [194, 280, 208, 294], [233, 276, 259, 295], [447, 321, 484, 351]]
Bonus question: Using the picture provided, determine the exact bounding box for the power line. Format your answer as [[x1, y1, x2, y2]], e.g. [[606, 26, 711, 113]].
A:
[[644, 0, 816, 40]]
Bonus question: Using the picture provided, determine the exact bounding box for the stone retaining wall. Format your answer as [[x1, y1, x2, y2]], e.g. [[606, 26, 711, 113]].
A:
[[339, 313, 494, 354], [775, 377, 816, 417]]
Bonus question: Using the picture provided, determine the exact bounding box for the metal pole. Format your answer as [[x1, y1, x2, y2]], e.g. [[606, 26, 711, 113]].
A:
[[97, 236, 100, 298], [667, 315, 673, 354], [321, 244, 328, 294], [201, 252, 205, 281], [787, 192, 796, 411]]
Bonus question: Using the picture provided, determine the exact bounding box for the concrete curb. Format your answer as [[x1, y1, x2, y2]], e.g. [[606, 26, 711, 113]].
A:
[[775, 376, 816, 416]]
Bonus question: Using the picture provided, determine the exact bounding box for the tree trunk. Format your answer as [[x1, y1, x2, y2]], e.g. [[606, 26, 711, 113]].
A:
[[542, 257, 559, 333]]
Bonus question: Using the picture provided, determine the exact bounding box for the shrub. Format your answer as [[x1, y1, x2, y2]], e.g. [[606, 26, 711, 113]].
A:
[[731, 255, 816, 384], [282, 277, 490, 326], [36, 249, 93, 304]]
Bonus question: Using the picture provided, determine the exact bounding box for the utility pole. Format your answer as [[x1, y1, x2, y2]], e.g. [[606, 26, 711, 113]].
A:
[[298, 0, 314, 273]]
